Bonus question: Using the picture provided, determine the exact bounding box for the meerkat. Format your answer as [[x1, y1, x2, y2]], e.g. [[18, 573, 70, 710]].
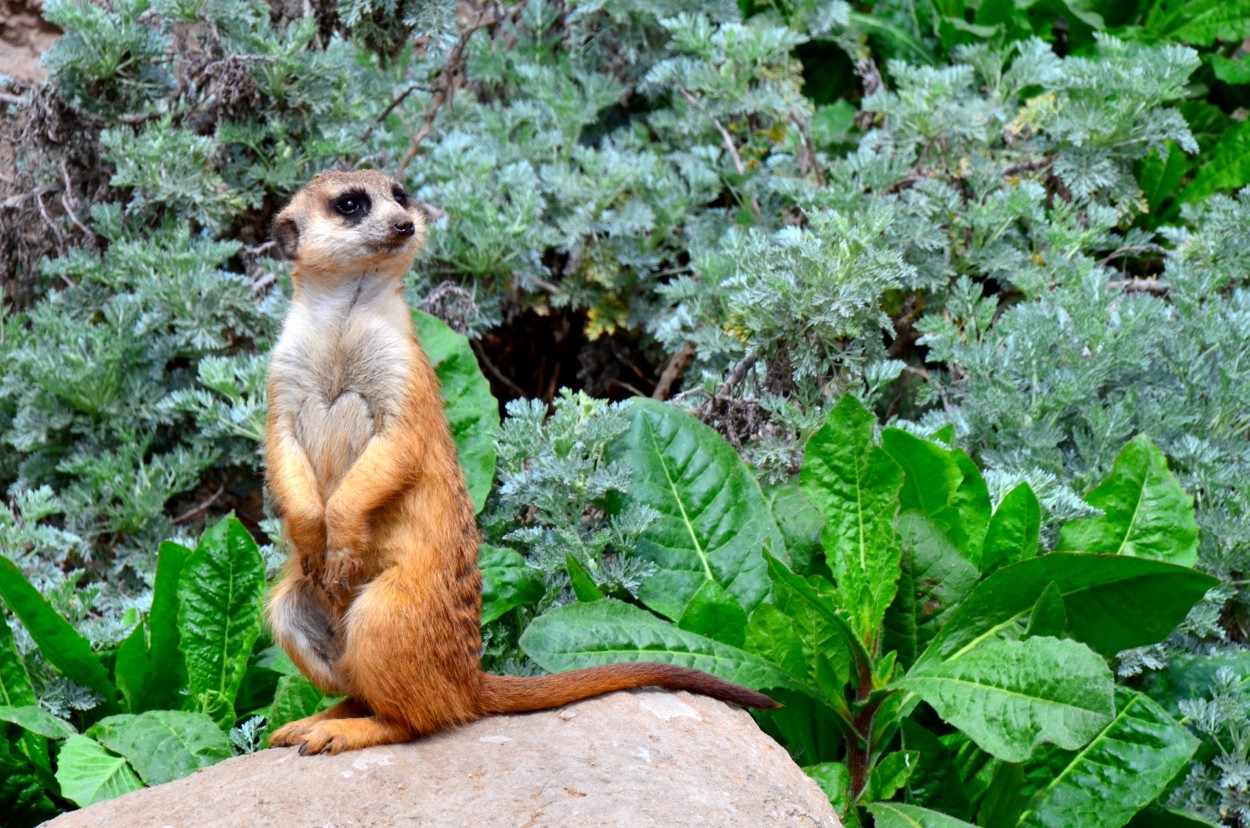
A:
[[262, 170, 777, 755]]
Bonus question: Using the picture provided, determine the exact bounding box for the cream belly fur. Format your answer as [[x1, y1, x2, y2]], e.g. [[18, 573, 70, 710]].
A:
[[269, 275, 413, 497]]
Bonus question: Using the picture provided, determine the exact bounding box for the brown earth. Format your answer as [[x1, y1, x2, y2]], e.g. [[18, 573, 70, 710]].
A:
[[0, 0, 58, 84]]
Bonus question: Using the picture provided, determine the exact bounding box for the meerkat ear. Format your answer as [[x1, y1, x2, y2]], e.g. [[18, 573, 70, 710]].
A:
[[272, 214, 299, 260]]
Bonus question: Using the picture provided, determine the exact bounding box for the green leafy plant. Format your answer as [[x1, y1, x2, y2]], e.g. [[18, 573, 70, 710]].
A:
[[0, 518, 260, 820], [519, 394, 1216, 826]]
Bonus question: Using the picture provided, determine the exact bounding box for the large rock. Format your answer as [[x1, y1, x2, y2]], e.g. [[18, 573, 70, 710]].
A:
[[44, 690, 840, 827]]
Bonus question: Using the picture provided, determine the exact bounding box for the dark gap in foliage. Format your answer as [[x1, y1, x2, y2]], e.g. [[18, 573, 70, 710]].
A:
[[474, 306, 588, 409]]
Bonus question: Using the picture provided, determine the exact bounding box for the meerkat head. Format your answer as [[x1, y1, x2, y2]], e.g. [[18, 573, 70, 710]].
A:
[[272, 170, 427, 280]]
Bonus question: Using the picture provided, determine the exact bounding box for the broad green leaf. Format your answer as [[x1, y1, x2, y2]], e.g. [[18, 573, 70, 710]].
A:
[[762, 550, 856, 692], [871, 686, 905, 750], [114, 622, 146, 712], [675, 580, 747, 647], [1210, 55, 1250, 86], [0, 554, 116, 708], [902, 720, 973, 821], [141, 540, 192, 710], [1024, 582, 1067, 639], [234, 659, 284, 716], [977, 762, 1028, 826], [948, 735, 1001, 804], [802, 395, 903, 644], [0, 622, 49, 790], [479, 544, 543, 625], [767, 481, 824, 575], [0, 738, 59, 828], [866, 750, 917, 801], [867, 801, 977, 828], [1016, 688, 1199, 828], [413, 310, 500, 513], [812, 100, 856, 147], [265, 673, 326, 746], [0, 611, 36, 707], [938, 15, 999, 48], [882, 428, 962, 539], [1138, 141, 1186, 220], [881, 431, 989, 563], [519, 599, 809, 694], [913, 554, 1216, 667], [1181, 118, 1250, 203], [196, 689, 236, 731], [743, 604, 812, 695], [615, 398, 779, 620], [253, 643, 298, 676], [898, 637, 1114, 762], [565, 554, 606, 604], [0, 705, 76, 739], [1057, 436, 1198, 566], [886, 558, 919, 667], [848, 10, 933, 63], [761, 690, 847, 780], [1145, 0, 1250, 46], [55, 735, 142, 807], [981, 483, 1040, 573], [975, 0, 1015, 28], [949, 451, 990, 562], [804, 762, 858, 827], [885, 514, 978, 668], [1051, 0, 1105, 31], [90, 710, 233, 786], [177, 517, 265, 708]]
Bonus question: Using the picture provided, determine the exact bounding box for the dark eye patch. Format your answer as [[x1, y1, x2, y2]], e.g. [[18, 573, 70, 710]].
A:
[[330, 189, 371, 222], [392, 186, 409, 208]]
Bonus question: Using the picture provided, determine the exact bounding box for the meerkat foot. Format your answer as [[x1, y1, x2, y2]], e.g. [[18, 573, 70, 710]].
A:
[[295, 717, 415, 755], [270, 698, 370, 748], [270, 719, 316, 747]]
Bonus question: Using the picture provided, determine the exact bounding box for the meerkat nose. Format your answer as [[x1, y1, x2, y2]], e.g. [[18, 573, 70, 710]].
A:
[[394, 221, 415, 237]]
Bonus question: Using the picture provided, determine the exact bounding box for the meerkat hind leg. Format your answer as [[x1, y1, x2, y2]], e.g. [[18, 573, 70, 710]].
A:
[[269, 697, 372, 747], [295, 715, 415, 755]]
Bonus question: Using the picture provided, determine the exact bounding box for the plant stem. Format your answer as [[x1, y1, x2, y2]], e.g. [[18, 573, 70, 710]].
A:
[[848, 645, 877, 800]]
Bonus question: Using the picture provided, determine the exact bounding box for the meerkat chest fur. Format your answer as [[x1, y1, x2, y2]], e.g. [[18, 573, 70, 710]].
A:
[[270, 275, 415, 496]]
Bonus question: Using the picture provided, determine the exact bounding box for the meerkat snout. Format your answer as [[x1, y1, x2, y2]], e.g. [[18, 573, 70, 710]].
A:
[[272, 169, 427, 278]]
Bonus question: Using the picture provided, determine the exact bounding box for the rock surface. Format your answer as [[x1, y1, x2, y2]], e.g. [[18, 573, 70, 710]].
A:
[[44, 690, 840, 828]]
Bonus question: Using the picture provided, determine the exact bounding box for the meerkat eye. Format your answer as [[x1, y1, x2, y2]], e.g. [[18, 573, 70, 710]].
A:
[[393, 188, 409, 208], [335, 196, 362, 215]]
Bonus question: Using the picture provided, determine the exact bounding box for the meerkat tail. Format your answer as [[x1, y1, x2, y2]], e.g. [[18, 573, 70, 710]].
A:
[[477, 663, 780, 714]]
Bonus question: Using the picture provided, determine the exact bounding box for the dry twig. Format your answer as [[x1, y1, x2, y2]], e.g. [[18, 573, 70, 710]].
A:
[[397, 2, 526, 176], [791, 113, 826, 187], [652, 340, 697, 401], [1108, 279, 1171, 296], [1097, 244, 1167, 268], [173, 482, 227, 525], [678, 88, 763, 222]]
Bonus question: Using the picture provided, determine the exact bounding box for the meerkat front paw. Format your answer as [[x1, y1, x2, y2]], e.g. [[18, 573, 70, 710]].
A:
[[320, 549, 361, 602]]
